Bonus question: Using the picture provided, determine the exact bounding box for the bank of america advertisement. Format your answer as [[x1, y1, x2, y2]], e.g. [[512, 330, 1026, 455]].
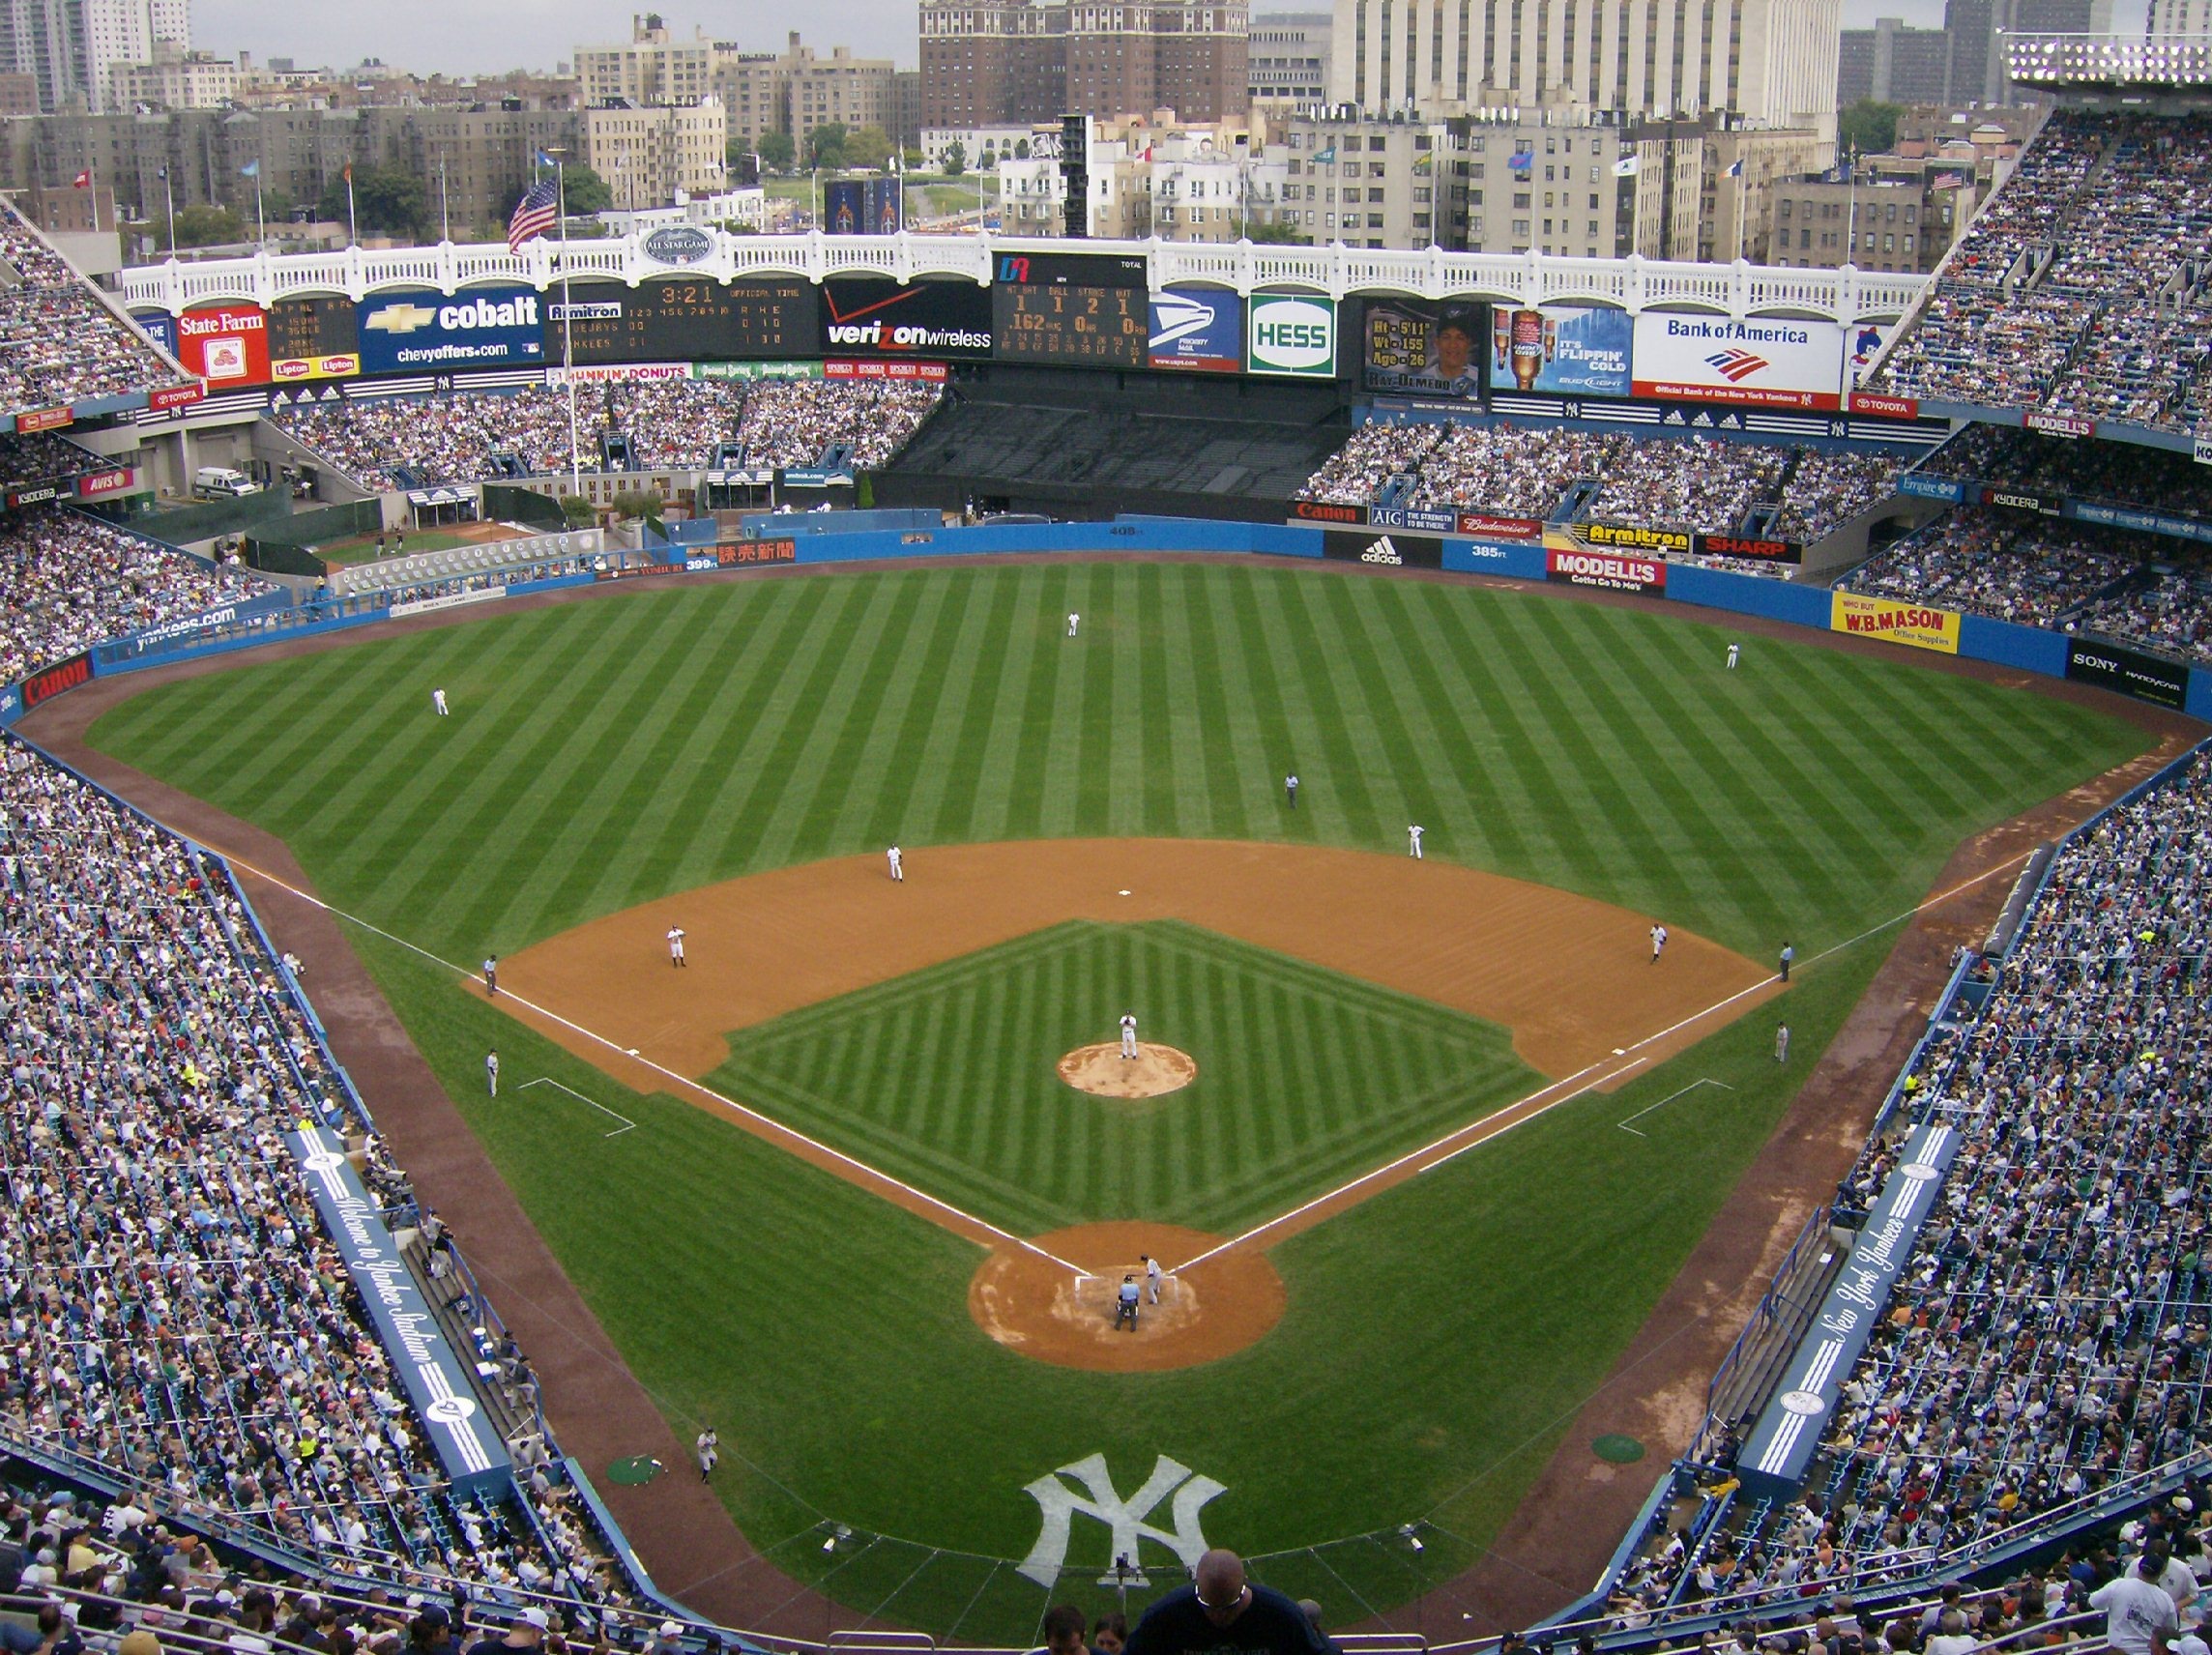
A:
[[1149, 287, 1243, 372], [1487, 305, 1634, 397], [1630, 314, 1847, 411]]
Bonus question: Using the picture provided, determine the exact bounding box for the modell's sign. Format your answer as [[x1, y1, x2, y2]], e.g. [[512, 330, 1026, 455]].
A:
[[2025, 412, 2095, 439], [1547, 549, 1667, 592]]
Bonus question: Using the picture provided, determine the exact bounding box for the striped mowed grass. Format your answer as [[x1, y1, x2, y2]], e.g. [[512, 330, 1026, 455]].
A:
[[85, 561, 2151, 1637], [712, 919, 1543, 1236], [86, 561, 2143, 968]]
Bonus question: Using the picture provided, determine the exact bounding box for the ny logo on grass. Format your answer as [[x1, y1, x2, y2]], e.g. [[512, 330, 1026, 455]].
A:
[[1017, 1453, 1227, 1587]]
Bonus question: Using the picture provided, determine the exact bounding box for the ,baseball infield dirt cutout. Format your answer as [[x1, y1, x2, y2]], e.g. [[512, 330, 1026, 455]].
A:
[[484, 838, 1779, 1371], [969, 1222, 1285, 1372], [1057, 1042, 1198, 1099]]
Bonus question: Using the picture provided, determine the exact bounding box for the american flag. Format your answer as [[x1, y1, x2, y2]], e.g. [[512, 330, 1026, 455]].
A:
[[507, 180, 559, 253]]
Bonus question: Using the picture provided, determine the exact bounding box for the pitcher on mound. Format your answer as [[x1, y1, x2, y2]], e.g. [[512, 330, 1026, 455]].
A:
[[1121, 1012, 1139, 1060]]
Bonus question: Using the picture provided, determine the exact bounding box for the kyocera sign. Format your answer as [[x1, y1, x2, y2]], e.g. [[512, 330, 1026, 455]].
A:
[[1245, 295, 1337, 377]]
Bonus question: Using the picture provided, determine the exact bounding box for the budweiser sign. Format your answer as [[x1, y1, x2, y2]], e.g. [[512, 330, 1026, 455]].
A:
[[1456, 512, 1542, 541]]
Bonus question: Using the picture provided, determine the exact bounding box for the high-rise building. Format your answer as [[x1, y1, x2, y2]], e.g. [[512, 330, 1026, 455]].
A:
[[1248, 11, 1331, 114], [919, 0, 1249, 129], [1324, 0, 1841, 149], [0, 0, 188, 111], [580, 96, 727, 207], [576, 14, 713, 105], [2148, 0, 2208, 37], [1837, 17, 1951, 105], [786, 40, 895, 152]]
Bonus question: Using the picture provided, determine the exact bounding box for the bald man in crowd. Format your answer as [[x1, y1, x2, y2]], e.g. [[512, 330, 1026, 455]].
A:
[[1123, 1550, 1332, 1655]]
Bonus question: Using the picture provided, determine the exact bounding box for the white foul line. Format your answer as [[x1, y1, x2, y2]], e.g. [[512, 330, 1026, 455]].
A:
[[167, 843, 1091, 1279], [123, 764, 2039, 1287], [1616, 1077, 1734, 1137], [1170, 848, 2041, 1276], [519, 1076, 638, 1137]]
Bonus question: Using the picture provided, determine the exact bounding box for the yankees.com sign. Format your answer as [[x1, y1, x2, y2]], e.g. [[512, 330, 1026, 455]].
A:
[[1322, 529, 1443, 569]]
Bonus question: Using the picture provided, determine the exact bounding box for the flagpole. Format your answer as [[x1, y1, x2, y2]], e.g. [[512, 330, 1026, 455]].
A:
[[555, 154, 579, 498], [162, 168, 174, 254], [346, 169, 357, 246]]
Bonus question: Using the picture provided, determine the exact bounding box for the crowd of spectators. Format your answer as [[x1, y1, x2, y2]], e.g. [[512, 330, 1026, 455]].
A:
[[1919, 427, 2212, 521], [1840, 508, 2144, 626], [1298, 421, 1905, 543], [0, 202, 189, 417], [0, 741, 643, 1615], [1868, 112, 2212, 432], [2073, 557, 2212, 666], [275, 380, 942, 493], [0, 431, 102, 488], [1687, 750, 2212, 1607], [0, 510, 271, 683]]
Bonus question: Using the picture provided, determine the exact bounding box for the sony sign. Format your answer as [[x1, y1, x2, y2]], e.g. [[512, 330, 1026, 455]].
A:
[[1245, 294, 1336, 377]]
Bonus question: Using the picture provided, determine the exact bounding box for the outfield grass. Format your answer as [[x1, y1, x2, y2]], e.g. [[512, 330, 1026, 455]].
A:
[[84, 563, 2151, 1638], [714, 919, 1543, 1234]]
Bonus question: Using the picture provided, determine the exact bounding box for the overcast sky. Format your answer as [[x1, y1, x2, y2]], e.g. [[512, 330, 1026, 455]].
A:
[[196, 0, 2140, 77]]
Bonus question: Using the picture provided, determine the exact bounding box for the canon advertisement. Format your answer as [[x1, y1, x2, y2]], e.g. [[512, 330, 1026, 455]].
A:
[[2065, 638, 2189, 709], [1486, 305, 1634, 398], [1321, 528, 1444, 569], [1631, 314, 1847, 411], [820, 278, 993, 361], [356, 286, 547, 374], [1362, 300, 1483, 399], [174, 303, 272, 387], [1148, 287, 1243, 373]]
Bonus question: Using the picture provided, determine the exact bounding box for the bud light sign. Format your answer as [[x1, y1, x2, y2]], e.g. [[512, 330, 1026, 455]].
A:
[[355, 285, 546, 374], [1246, 294, 1336, 378]]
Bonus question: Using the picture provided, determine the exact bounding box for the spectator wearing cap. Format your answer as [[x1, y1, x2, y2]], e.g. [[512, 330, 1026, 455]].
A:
[[465, 1609, 548, 1655], [2094, 1552, 2182, 1655]]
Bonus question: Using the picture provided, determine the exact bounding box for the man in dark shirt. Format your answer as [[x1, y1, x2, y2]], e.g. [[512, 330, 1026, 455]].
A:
[[1123, 1551, 1330, 1655]]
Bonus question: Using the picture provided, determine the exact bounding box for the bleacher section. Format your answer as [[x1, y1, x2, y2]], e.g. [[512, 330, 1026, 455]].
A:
[[0, 200, 190, 418], [1868, 110, 2212, 433]]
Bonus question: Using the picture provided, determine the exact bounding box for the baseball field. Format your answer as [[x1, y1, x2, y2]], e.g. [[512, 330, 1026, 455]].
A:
[[82, 559, 2151, 1640]]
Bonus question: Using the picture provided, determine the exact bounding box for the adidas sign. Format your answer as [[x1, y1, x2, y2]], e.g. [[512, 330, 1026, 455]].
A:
[[1359, 537, 1405, 566]]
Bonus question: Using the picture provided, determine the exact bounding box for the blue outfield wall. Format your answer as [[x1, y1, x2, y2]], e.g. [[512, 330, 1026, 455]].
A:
[[1959, 613, 2072, 678], [1668, 563, 1836, 629]]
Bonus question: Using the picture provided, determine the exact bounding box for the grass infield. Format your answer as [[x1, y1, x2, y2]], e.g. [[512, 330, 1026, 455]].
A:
[[85, 562, 2151, 1639]]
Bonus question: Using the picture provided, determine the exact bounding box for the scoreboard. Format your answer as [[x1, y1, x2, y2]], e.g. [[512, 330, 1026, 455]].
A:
[[269, 295, 359, 380], [989, 251, 1148, 369], [551, 277, 818, 363]]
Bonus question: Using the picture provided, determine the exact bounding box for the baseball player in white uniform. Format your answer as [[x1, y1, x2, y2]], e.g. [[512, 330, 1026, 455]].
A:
[[887, 845, 904, 883], [667, 925, 686, 967], [1409, 825, 1424, 859], [1120, 1012, 1139, 1060], [1144, 1254, 1163, 1303], [432, 688, 450, 716], [485, 1049, 499, 1096], [1650, 923, 1668, 962], [1726, 643, 1741, 670], [1067, 612, 1080, 637]]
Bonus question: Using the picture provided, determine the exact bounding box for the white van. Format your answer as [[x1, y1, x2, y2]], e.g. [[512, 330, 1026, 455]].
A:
[[193, 465, 260, 498]]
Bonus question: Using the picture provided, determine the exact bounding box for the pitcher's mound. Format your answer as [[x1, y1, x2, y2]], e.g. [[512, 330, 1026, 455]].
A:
[[969, 1222, 1285, 1372], [1058, 1042, 1197, 1098]]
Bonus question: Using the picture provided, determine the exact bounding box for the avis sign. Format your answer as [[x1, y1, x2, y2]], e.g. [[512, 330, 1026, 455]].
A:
[[1246, 294, 1336, 378], [1017, 1454, 1225, 1587]]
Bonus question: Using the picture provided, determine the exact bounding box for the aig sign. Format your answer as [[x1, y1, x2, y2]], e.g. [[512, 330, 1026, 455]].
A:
[[1245, 294, 1336, 377]]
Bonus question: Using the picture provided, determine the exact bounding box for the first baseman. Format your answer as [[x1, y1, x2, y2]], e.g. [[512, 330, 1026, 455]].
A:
[[668, 925, 686, 967], [887, 844, 904, 882], [482, 955, 498, 995], [1121, 1011, 1139, 1060]]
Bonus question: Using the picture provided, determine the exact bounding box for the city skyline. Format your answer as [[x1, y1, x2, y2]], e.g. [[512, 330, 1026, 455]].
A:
[[192, 0, 2149, 78]]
